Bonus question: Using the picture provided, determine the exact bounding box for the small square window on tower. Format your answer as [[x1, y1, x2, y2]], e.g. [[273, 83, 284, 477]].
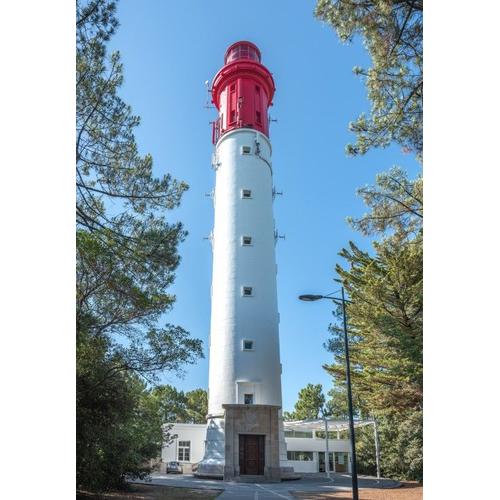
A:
[[241, 189, 252, 199], [241, 145, 251, 155], [242, 286, 253, 297], [242, 235, 252, 246], [244, 393, 254, 405], [242, 339, 254, 351]]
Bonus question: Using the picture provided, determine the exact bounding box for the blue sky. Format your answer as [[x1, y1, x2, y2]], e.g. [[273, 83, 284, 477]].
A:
[[107, 0, 420, 412]]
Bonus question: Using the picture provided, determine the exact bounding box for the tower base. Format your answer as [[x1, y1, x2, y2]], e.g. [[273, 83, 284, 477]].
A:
[[196, 405, 295, 482], [195, 414, 225, 478]]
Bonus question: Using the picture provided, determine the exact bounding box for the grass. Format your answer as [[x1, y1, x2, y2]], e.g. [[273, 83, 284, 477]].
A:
[[77, 483, 223, 499]]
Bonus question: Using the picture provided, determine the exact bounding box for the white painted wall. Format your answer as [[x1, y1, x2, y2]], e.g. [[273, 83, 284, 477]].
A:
[[162, 424, 207, 465], [286, 437, 351, 453], [287, 460, 317, 473], [199, 127, 286, 472], [165, 423, 351, 471], [208, 128, 282, 415]]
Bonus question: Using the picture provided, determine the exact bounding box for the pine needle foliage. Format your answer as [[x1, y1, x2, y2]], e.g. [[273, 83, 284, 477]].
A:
[[76, 1, 203, 491], [315, 0, 423, 158], [284, 384, 326, 421], [314, 0, 423, 481]]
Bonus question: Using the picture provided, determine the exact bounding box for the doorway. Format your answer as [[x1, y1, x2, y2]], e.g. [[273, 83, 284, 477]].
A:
[[239, 434, 265, 475], [335, 452, 349, 472], [318, 452, 334, 473]]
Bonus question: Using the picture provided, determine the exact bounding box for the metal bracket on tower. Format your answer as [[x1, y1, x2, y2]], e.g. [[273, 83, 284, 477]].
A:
[[272, 187, 283, 200], [274, 230, 285, 245], [205, 190, 214, 198], [203, 231, 214, 248], [211, 152, 221, 170], [204, 80, 215, 109], [254, 138, 272, 175], [254, 137, 261, 155]]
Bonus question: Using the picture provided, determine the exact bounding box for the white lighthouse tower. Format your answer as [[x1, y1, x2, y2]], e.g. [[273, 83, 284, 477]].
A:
[[196, 42, 292, 481]]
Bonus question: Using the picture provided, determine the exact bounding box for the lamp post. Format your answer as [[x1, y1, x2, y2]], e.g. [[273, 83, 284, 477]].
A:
[[321, 408, 330, 479], [299, 287, 359, 500]]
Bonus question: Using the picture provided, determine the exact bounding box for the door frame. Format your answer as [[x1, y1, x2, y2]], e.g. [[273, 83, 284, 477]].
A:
[[238, 433, 265, 476]]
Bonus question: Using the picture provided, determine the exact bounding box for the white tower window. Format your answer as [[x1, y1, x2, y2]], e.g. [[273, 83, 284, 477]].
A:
[[242, 339, 254, 351], [242, 286, 253, 297], [241, 189, 252, 199], [241, 235, 253, 246], [244, 394, 254, 405], [241, 145, 252, 154]]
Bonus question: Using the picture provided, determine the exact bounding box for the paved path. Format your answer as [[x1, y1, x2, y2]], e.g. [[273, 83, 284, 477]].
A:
[[136, 472, 400, 499]]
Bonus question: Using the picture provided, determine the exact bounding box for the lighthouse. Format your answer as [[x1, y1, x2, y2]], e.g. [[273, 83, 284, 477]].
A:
[[196, 41, 292, 481]]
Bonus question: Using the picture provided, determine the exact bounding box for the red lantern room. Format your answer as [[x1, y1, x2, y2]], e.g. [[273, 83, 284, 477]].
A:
[[211, 41, 275, 144]]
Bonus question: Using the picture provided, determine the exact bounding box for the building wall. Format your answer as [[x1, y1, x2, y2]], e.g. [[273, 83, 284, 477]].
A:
[[286, 437, 351, 453], [162, 424, 207, 466], [163, 423, 352, 474], [287, 460, 317, 473]]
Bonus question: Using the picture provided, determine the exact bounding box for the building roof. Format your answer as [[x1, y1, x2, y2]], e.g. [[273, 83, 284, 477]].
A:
[[284, 418, 375, 432]]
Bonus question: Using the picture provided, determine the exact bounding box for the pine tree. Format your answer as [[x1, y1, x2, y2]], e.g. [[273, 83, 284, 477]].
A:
[[284, 384, 326, 420], [315, 0, 423, 158], [76, 1, 203, 491]]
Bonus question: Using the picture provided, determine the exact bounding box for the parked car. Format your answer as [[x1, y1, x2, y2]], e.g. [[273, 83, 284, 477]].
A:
[[166, 461, 183, 474]]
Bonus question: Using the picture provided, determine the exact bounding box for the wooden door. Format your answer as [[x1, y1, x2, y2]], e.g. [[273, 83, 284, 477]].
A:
[[239, 434, 265, 475]]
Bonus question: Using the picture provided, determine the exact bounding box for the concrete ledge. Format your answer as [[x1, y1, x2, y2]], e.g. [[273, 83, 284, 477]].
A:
[[280, 466, 302, 481], [195, 462, 224, 479], [193, 472, 223, 480]]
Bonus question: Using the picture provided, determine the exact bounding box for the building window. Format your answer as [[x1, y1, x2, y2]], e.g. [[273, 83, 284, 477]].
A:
[[284, 430, 313, 438], [178, 441, 191, 462], [287, 451, 313, 461], [242, 286, 253, 296], [315, 431, 338, 440], [229, 84, 237, 124], [241, 189, 252, 199], [241, 145, 251, 154], [242, 235, 252, 246], [244, 393, 254, 405], [242, 339, 254, 351], [256, 111, 261, 124]]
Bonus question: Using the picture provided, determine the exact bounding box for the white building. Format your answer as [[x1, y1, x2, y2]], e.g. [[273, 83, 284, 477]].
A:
[[163, 419, 378, 475]]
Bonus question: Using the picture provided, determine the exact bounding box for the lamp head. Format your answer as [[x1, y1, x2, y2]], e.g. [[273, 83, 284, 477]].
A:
[[298, 294, 324, 302]]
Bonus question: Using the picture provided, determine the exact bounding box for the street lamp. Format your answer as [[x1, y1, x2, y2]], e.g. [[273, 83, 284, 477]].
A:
[[299, 287, 359, 500]]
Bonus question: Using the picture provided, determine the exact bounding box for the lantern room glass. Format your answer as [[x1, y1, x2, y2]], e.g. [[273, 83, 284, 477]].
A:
[[224, 42, 261, 64]]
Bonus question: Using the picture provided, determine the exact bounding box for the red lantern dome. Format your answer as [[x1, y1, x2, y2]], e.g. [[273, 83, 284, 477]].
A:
[[211, 41, 275, 144]]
